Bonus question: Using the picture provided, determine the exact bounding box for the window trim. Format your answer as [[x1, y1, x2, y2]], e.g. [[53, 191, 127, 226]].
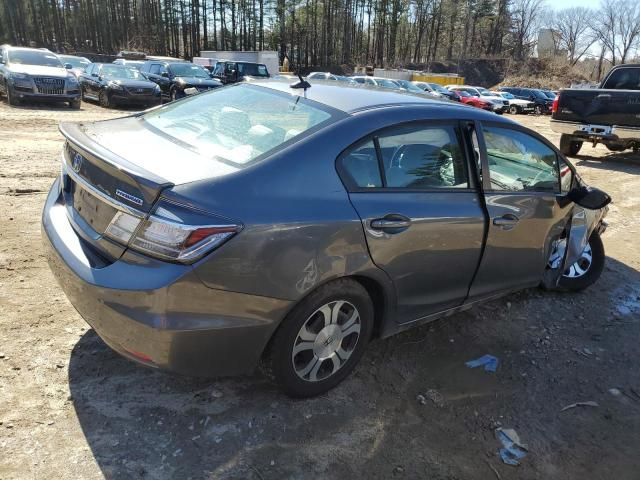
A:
[[336, 120, 478, 193], [477, 121, 564, 195]]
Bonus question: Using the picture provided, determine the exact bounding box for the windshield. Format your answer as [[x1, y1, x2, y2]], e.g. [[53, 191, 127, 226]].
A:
[[237, 63, 269, 77], [428, 83, 448, 93], [457, 90, 471, 97], [397, 80, 424, 93], [500, 92, 514, 99], [169, 63, 210, 78], [478, 88, 495, 96], [530, 90, 548, 100], [8, 49, 63, 68], [60, 56, 90, 69], [143, 85, 335, 166], [543, 90, 556, 99], [100, 65, 145, 80]]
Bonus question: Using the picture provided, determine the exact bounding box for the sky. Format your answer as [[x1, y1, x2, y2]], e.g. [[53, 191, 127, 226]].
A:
[[548, 0, 601, 9]]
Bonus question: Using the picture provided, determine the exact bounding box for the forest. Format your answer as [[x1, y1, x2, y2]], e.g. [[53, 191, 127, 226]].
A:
[[1, 0, 639, 72]]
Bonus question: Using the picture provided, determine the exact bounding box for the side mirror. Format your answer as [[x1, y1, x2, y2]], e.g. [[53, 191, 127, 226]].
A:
[[91, 72, 98, 77], [568, 186, 611, 210], [161, 72, 169, 78], [65, 63, 73, 69]]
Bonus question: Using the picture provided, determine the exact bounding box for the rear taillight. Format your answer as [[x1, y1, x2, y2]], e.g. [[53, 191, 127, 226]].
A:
[[552, 95, 559, 114], [105, 209, 241, 264]]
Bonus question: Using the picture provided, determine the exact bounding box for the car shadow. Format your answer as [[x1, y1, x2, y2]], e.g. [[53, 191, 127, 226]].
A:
[[68, 256, 640, 479], [573, 151, 640, 173]]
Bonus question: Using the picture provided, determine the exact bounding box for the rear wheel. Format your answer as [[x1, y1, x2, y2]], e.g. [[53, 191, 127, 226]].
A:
[[560, 134, 583, 156], [558, 232, 605, 291], [509, 105, 520, 115], [264, 279, 374, 397]]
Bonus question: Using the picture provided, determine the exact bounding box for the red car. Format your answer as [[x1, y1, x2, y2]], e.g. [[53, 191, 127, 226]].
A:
[[457, 90, 492, 111]]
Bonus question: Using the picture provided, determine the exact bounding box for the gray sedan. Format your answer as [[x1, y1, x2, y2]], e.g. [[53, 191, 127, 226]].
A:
[[42, 80, 610, 397]]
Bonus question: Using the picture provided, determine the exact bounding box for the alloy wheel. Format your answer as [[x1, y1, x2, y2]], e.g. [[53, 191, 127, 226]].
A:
[[563, 243, 593, 278], [291, 300, 361, 382]]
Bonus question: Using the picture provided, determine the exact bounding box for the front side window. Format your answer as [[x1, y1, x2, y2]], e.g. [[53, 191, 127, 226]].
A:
[[143, 84, 334, 166], [149, 64, 162, 75], [483, 126, 559, 192]]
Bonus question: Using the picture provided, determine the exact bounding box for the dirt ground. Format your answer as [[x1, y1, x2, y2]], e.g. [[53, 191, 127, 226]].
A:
[[1, 98, 639, 480]]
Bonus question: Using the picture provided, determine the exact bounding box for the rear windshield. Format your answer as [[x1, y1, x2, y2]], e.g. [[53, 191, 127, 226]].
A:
[[8, 49, 62, 67], [142, 85, 335, 166], [602, 67, 640, 90], [237, 63, 269, 77]]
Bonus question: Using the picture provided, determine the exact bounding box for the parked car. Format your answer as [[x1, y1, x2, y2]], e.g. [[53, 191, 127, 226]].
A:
[[57, 54, 91, 78], [351, 76, 402, 90], [551, 64, 640, 155], [412, 82, 460, 101], [43, 80, 610, 397], [541, 89, 556, 100], [394, 79, 440, 97], [491, 91, 535, 115], [456, 89, 493, 110], [140, 60, 222, 100], [0, 45, 81, 108], [112, 58, 146, 71], [498, 87, 553, 114], [445, 85, 508, 113], [307, 71, 339, 81], [211, 61, 270, 84], [79, 63, 161, 108]]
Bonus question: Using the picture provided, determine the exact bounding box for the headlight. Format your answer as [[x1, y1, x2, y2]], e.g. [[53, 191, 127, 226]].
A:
[[66, 75, 78, 84], [107, 81, 123, 91], [11, 72, 29, 80]]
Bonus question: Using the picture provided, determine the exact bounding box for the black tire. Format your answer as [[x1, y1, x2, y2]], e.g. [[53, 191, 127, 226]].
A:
[[534, 105, 543, 115], [605, 143, 625, 152], [264, 278, 374, 397], [560, 134, 583, 156], [558, 231, 605, 291], [99, 89, 111, 108], [69, 98, 81, 110], [509, 105, 520, 115], [170, 87, 179, 102], [495, 110, 504, 115], [6, 85, 20, 106]]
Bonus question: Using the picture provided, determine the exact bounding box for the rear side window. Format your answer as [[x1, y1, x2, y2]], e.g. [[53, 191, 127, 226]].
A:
[[341, 140, 382, 188], [602, 68, 640, 90], [339, 123, 469, 190]]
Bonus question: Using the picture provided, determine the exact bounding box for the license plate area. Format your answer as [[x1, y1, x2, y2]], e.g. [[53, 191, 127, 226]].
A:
[[70, 179, 118, 234], [579, 124, 612, 136]]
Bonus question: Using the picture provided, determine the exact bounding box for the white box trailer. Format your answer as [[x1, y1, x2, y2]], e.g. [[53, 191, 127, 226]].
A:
[[197, 51, 279, 77]]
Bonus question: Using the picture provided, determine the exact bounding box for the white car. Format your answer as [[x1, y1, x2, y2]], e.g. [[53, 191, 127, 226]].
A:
[[491, 91, 535, 114], [445, 85, 509, 114], [351, 76, 402, 90]]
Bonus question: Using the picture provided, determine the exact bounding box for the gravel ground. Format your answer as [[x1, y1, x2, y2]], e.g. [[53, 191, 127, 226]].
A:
[[1, 98, 639, 480]]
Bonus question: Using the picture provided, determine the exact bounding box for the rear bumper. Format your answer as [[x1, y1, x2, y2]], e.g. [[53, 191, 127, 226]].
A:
[[551, 120, 640, 142], [41, 178, 291, 377]]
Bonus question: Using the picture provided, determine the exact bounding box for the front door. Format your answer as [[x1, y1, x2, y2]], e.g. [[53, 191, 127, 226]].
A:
[[468, 122, 574, 300], [339, 121, 486, 322]]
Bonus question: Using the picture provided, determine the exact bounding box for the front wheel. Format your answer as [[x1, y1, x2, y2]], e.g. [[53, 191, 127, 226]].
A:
[[99, 89, 111, 108], [558, 231, 605, 291], [264, 279, 374, 397], [534, 105, 543, 115], [6, 85, 20, 106], [69, 98, 81, 110], [509, 105, 520, 115]]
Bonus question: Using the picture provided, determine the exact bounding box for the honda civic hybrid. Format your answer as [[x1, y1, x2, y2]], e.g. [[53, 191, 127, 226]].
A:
[[42, 80, 610, 397]]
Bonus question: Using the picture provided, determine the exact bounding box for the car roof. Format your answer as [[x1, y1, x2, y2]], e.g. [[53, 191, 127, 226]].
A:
[[248, 79, 512, 119]]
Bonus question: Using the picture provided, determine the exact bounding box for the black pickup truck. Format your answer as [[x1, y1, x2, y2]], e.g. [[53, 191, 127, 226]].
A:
[[551, 64, 640, 155]]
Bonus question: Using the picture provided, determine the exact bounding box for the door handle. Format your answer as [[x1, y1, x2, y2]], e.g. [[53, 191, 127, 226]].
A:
[[493, 214, 519, 228], [370, 216, 411, 231]]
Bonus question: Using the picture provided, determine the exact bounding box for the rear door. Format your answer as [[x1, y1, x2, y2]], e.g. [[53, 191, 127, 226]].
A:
[[468, 122, 574, 300], [339, 121, 486, 322]]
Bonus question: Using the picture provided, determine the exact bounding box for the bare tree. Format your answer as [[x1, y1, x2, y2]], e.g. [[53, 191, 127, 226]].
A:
[[510, 0, 547, 60], [592, 0, 640, 65], [551, 7, 597, 65]]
